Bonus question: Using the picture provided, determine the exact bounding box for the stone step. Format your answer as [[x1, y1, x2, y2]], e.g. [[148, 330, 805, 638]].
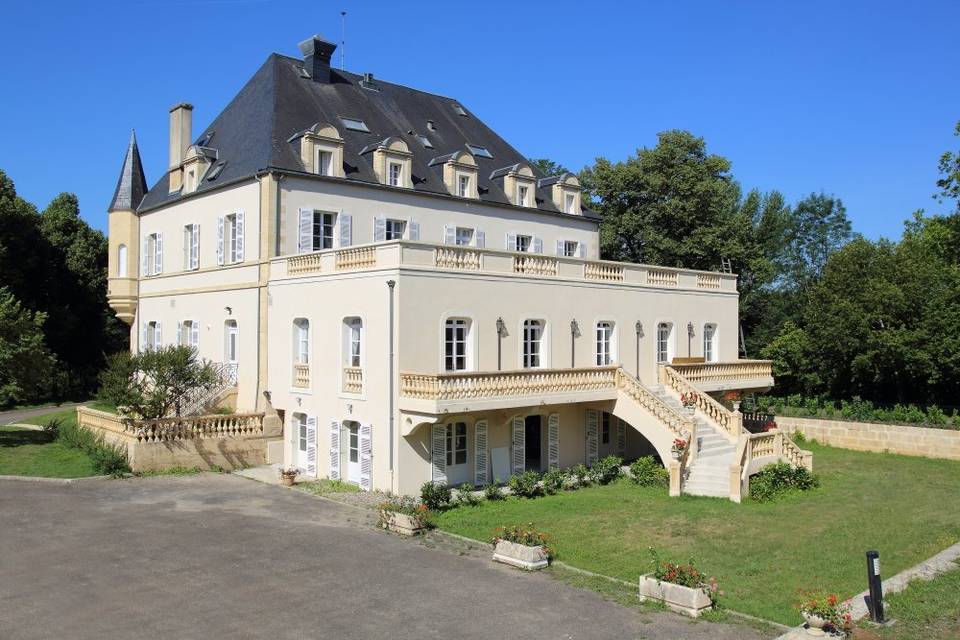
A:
[[683, 487, 730, 498]]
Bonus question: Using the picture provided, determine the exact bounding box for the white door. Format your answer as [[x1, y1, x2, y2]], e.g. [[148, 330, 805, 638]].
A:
[[445, 422, 469, 486], [295, 415, 309, 471], [225, 321, 239, 364], [346, 422, 361, 484]]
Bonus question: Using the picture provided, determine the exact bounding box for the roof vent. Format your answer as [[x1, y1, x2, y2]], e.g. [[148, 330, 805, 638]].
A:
[[298, 35, 337, 83], [427, 120, 436, 131], [360, 72, 379, 91]]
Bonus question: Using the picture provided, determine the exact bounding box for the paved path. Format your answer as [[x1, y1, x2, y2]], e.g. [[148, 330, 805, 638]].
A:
[[0, 474, 768, 640], [0, 402, 88, 425]]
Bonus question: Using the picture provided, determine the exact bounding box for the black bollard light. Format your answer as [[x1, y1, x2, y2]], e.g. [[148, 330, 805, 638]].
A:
[[866, 550, 885, 623]]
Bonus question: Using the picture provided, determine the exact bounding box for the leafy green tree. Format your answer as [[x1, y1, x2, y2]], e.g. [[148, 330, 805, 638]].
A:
[[782, 192, 853, 289], [936, 120, 960, 211], [528, 157, 572, 177], [0, 288, 56, 406]]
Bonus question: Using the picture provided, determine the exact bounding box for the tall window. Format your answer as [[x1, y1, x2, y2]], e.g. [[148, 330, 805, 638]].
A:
[[145, 232, 162, 276], [601, 412, 611, 444], [384, 219, 406, 241], [183, 223, 199, 270], [517, 185, 529, 207], [458, 174, 471, 198], [703, 324, 717, 362], [225, 320, 238, 364], [444, 318, 469, 371], [656, 322, 672, 364], [515, 234, 532, 253], [388, 162, 402, 187], [564, 193, 576, 214], [225, 213, 241, 263], [344, 317, 362, 367], [317, 149, 333, 176], [145, 321, 161, 350], [294, 413, 308, 457], [523, 319, 544, 368], [312, 211, 337, 250], [563, 241, 579, 257], [117, 244, 128, 277], [596, 321, 614, 366], [445, 422, 467, 466], [293, 318, 310, 364], [180, 320, 199, 349], [455, 227, 474, 246]]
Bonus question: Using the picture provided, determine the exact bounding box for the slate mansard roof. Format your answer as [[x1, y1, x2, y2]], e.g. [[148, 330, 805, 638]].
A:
[[138, 49, 595, 219]]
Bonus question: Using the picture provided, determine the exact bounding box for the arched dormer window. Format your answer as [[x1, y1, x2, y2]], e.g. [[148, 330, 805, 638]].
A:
[[538, 173, 582, 215], [299, 122, 345, 178], [429, 150, 478, 199], [360, 137, 413, 188], [490, 163, 536, 207]]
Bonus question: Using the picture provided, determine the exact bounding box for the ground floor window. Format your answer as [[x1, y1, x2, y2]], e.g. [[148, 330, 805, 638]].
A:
[[446, 422, 467, 466]]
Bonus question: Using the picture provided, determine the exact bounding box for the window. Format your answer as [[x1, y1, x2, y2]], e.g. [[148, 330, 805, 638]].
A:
[[517, 185, 529, 207], [523, 319, 544, 368], [563, 241, 579, 258], [348, 422, 360, 464], [455, 227, 474, 246], [317, 149, 333, 176], [340, 117, 370, 132], [145, 321, 161, 350], [344, 317, 362, 367], [312, 211, 337, 250], [294, 413, 307, 454], [183, 224, 199, 270], [703, 324, 717, 363], [465, 143, 491, 158], [384, 219, 406, 241], [656, 322, 673, 364], [458, 174, 471, 198], [224, 213, 242, 264], [564, 193, 576, 214], [445, 422, 467, 466], [225, 320, 238, 364], [179, 320, 199, 349], [388, 162, 402, 187], [444, 318, 470, 371], [184, 168, 197, 192], [145, 232, 162, 276], [601, 412, 611, 445], [596, 321, 614, 366], [294, 318, 310, 364], [515, 234, 532, 253], [117, 244, 127, 277]]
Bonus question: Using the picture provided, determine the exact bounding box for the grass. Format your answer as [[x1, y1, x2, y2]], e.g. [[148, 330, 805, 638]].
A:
[[295, 478, 362, 496], [435, 443, 960, 626], [856, 561, 960, 640], [0, 425, 99, 478]]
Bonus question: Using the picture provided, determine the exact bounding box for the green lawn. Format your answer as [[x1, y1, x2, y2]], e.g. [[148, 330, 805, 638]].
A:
[[860, 561, 960, 640], [435, 443, 960, 625], [0, 425, 98, 478]]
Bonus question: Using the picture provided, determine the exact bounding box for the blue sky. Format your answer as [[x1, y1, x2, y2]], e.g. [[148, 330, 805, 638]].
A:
[[1, 0, 957, 239]]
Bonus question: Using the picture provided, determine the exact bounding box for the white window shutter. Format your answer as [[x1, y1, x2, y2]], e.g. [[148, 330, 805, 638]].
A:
[[408, 220, 420, 241], [548, 413, 560, 470], [155, 232, 163, 274], [338, 213, 352, 247], [373, 216, 386, 242], [556, 240, 565, 256], [216, 216, 225, 265], [306, 416, 317, 477], [176, 321, 183, 346], [191, 320, 200, 348], [431, 424, 447, 483], [475, 230, 485, 249], [616, 417, 626, 453], [511, 416, 525, 476], [474, 420, 488, 486], [192, 224, 200, 269], [329, 420, 341, 480], [141, 322, 148, 351], [359, 422, 372, 491], [141, 236, 149, 276], [585, 409, 599, 466], [234, 211, 244, 262], [443, 224, 456, 245], [533, 236, 543, 254], [578, 242, 586, 259], [298, 208, 313, 253], [155, 321, 162, 349], [505, 232, 516, 251]]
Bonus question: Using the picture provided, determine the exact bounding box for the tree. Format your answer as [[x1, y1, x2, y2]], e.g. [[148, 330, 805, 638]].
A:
[[781, 193, 853, 289], [0, 288, 56, 406], [528, 158, 572, 177], [936, 120, 960, 212]]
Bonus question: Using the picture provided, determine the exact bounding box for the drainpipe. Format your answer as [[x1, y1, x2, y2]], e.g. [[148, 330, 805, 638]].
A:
[[274, 173, 284, 257], [387, 280, 396, 489]]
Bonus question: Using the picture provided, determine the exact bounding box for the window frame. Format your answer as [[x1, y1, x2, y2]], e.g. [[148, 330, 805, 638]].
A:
[[563, 240, 579, 257], [457, 173, 471, 198], [455, 227, 474, 247], [601, 412, 611, 445], [344, 317, 363, 368], [384, 218, 406, 241], [224, 320, 239, 364], [522, 319, 545, 369], [443, 318, 471, 372], [517, 184, 529, 207], [564, 193, 576, 214], [117, 244, 128, 278], [445, 422, 468, 466], [515, 234, 532, 253], [703, 323, 718, 363], [312, 210, 337, 251], [387, 161, 403, 187], [293, 318, 310, 365], [595, 321, 615, 366], [656, 322, 673, 364]]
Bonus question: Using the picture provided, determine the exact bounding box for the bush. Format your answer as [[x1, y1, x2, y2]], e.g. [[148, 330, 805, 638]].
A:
[[456, 483, 480, 506], [541, 468, 566, 494], [378, 496, 433, 528], [47, 417, 129, 477], [483, 483, 505, 501], [589, 455, 623, 485], [420, 481, 452, 510], [629, 456, 669, 487], [569, 463, 591, 486], [755, 395, 960, 430], [508, 470, 543, 498], [491, 524, 555, 558], [750, 462, 820, 502]]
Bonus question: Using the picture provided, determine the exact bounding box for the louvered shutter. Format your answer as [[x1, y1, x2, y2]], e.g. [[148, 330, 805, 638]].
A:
[[216, 216, 225, 265], [408, 220, 420, 241], [234, 211, 244, 261], [373, 216, 386, 242], [556, 240, 565, 256], [578, 242, 586, 259], [191, 224, 200, 269], [431, 424, 447, 483], [298, 208, 313, 253], [141, 322, 148, 351], [155, 232, 163, 274], [154, 321, 162, 349], [141, 236, 149, 276], [505, 232, 517, 251], [176, 321, 183, 346], [585, 409, 599, 466], [338, 213, 352, 247], [475, 230, 485, 248], [548, 413, 560, 470], [474, 420, 488, 486], [443, 224, 456, 245], [616, 417, 626, 453], [191, 320, 200, 349], [305, 416, 317, 477], [359, 422, 372, 491], [329, 420, 341, 480], [533, 236, 543, 254], [511, 416, 525, 475]]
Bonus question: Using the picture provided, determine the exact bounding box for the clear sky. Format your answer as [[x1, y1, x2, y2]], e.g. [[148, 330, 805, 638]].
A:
[[1, 0, 957, 239]]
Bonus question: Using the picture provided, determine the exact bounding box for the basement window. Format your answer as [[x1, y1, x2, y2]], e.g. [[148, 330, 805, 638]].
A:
[[340, 117, 370, 133], [465, 144, 493, 159]]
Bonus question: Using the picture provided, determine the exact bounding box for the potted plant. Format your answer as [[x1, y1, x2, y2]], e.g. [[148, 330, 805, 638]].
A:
[[722, 390, 743, 412], [796, 589, 851, 636], [680, 391, 699, 408], [279, 468, 299, 486], [378, 496, 432, 536], [671, 438, 688, 460], [639, 549, 721, 618], [491, 524, 554, 570]]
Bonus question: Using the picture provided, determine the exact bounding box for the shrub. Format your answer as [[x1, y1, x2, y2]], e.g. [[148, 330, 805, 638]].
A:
[[508, 470, 543, 498], [420, 481, 452, 510], [378, 496, 433, 528], [649, 548, 722, 604], [629, 456, 669, 487], [456, 483, 480, 506], [589, 455, 623, 485], [491, 524, 555, 558], [483, 483, 505, 501], [569, 463, 591, 486], [796, 589, 852, 634], [750, 462, 820, 502], [541, 468, 566, 494], [47, 417, 130, 477]]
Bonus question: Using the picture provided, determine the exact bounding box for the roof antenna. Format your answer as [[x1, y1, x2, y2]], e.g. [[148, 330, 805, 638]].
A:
[[340, 10, 346, 70]]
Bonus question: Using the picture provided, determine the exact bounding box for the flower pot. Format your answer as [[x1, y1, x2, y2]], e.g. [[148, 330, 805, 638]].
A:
[[801, 612, 828, 636], [671, 449, 683, 460], [280, 473, 297, 487], [638, 575, 713, 618], [492, 539, 549, 570], [380, 510, 426, 536]]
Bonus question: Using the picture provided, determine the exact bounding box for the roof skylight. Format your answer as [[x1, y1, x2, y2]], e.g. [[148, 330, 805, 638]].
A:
[[465, 144, 493, 159], [340, 117, 370, 133]]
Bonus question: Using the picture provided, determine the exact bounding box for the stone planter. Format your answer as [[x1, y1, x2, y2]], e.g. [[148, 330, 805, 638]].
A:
[[380, 510, 426, 536], [638, 575, 713, 617], [801, 612, 828, 636], [492, 539, 549, 570], [280, 472, 297, 487], [670, 449, 683, 460]]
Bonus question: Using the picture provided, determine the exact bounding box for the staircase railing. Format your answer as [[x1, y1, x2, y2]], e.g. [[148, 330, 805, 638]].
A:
[[659, 365, 742, 441], [615, 369, 694, 439], [178, 362, 238, 417]]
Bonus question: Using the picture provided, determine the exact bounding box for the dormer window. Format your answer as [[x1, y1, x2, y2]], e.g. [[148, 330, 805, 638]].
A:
[[517, 185, 529, 207], [492, 162, 536, 208], [361, 137, 413, 189], [458, 174, 471, 198], [317, 149, 333, 176], [430, 150, 478, 199], [174, 145, 215, 195], [388, 162, 402, 187], [299, 123, 345, 178], [565, 193, 576, 214], [541, 173, 583, 215]]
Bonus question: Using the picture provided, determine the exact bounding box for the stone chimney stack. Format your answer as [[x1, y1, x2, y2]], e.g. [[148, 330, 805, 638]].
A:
[[168, 103, 194, 170]]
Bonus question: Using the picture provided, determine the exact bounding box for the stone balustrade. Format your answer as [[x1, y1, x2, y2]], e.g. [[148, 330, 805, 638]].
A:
[[615, 369, 693, 439], [400, 366, 618, 401], [293, 363, 310, 388], [434, 246, 481, 270], [335, 246, 377, 271], [343, 366, 363, 394], [696, 273, 721, 290], [660, 365, 741, 440], [647, 269, 679, 287], [671, 360, 773, 384], [288, 253, 323, 275], [513, 255, 558, 276], [583, 261, 624, 282]]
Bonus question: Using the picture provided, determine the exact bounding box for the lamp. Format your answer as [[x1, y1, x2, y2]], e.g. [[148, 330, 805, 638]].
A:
[[687, 322, 694, 357], [570, 319, 580, 368], [635, 321, 643, 377], [496, 317, 506, 336], [496, 317, 506, 370]]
